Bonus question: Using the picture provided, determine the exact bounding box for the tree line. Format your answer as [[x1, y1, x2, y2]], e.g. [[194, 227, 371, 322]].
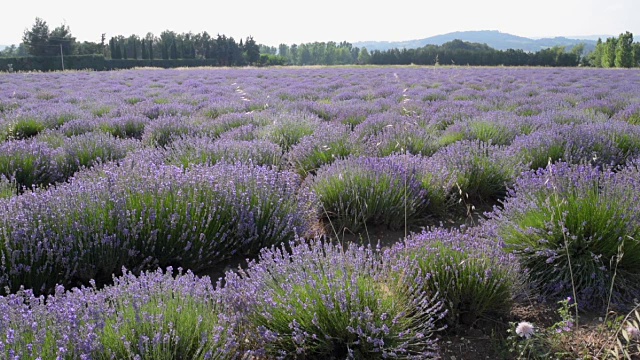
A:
[[587, 32, 640, 68], [361, 40, 586, 67], [3, 18, 640, 69], [107, 32, 261, 66], [1, 17, 264, 66]]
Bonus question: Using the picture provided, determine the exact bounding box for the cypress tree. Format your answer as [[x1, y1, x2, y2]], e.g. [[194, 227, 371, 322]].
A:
[[109, 38, 117, 59], [170, 40, 178, 59], [132, 38, 138, 59], [602, 37, 617, 68]]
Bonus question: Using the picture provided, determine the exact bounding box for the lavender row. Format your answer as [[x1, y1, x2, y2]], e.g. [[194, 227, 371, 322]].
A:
[[0, 155, 318, 295], [0, 227, 522, 359]]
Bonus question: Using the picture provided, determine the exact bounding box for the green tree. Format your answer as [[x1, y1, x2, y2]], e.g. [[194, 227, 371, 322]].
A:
[[145, 33, 155, 59], [141, 39, 148, 59], [358, 47, 371, 64], [324, 41, 337, 65], [290, 44, 298, 64], [244, 36, 260, 65], [170, 40, 178, 59], [278, 43, 289, 58], [602, 37, 617, 68], [570, 43, 585, 65], [109, 37, 117, 59], [615, 31, 634, 68], [0, 45, 17, 57], [633, 43, 640, 67], [128, 35, 139, 60], [299, 44, 311, 65], [22, 17, 50, 56], [73, 41, 103, 55], [589, 38, 604, 67], [49, 23, 75, 56], [159, 30, 176, 60]]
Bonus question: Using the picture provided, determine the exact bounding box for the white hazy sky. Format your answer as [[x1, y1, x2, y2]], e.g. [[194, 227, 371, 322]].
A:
[[1, 0, 638, 46]]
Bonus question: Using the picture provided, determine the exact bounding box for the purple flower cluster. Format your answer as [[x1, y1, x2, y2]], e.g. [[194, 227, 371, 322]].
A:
[[59, 131, 141, 178], [508, 121, 640, 170], [141, 115, 213, 147]]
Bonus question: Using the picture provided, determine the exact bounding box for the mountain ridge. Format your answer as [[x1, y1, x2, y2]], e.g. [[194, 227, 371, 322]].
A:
[[353, 30, 599, 52]]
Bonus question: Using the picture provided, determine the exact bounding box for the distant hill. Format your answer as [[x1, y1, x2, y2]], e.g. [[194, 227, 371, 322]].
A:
[[0, 45, 7, 51], [354, 30, 598, 53]]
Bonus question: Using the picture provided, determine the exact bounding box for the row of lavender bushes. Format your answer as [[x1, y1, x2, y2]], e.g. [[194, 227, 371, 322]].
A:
[[4, 114, 640, 200], [0, 228, 521, 359], [0, 152, 318, 294]]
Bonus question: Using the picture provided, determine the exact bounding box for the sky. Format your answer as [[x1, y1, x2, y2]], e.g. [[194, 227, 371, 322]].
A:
[[1, 0, 638, 47]]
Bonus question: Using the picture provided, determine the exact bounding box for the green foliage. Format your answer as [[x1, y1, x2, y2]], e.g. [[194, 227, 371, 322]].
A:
[[286, 131, 353, 177], [609, 308, 640, 359], [0, 175, 16, 199], [22, 17, 50, 56], [244, 36, 260, 64], [6, 117, 46, 140], [59, 132, 138, 178], [438, 141, 519, 204], [0, 141, 60, 192], [468, 121, 516, 146]]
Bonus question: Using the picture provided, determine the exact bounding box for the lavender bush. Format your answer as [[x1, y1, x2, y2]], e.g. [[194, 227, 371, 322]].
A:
[[285, 123, 353, 177], [98, 115, 150, 139], [390, 228, 520, 329], [258, 111, 321, 151], [0, 139, 61, 192], [509, 121, 640, 170], [4, 116, 46, 140], [220, 239, 444, 359], [0, 268, 237, 359], [310, 156, 429, 231], [360, 121, 439, 157], [97, 268, 236, 360], [428, 140, 522, 204], [489, 162, 640, 309], [163, 136, 282, 168], [141, 115, 211, 147], [59, 131, 141, 178], [58, 118, 102, 137]]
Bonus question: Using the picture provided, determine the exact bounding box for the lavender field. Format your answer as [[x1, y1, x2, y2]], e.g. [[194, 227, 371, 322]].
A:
[[2, 67, 640, 358]]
